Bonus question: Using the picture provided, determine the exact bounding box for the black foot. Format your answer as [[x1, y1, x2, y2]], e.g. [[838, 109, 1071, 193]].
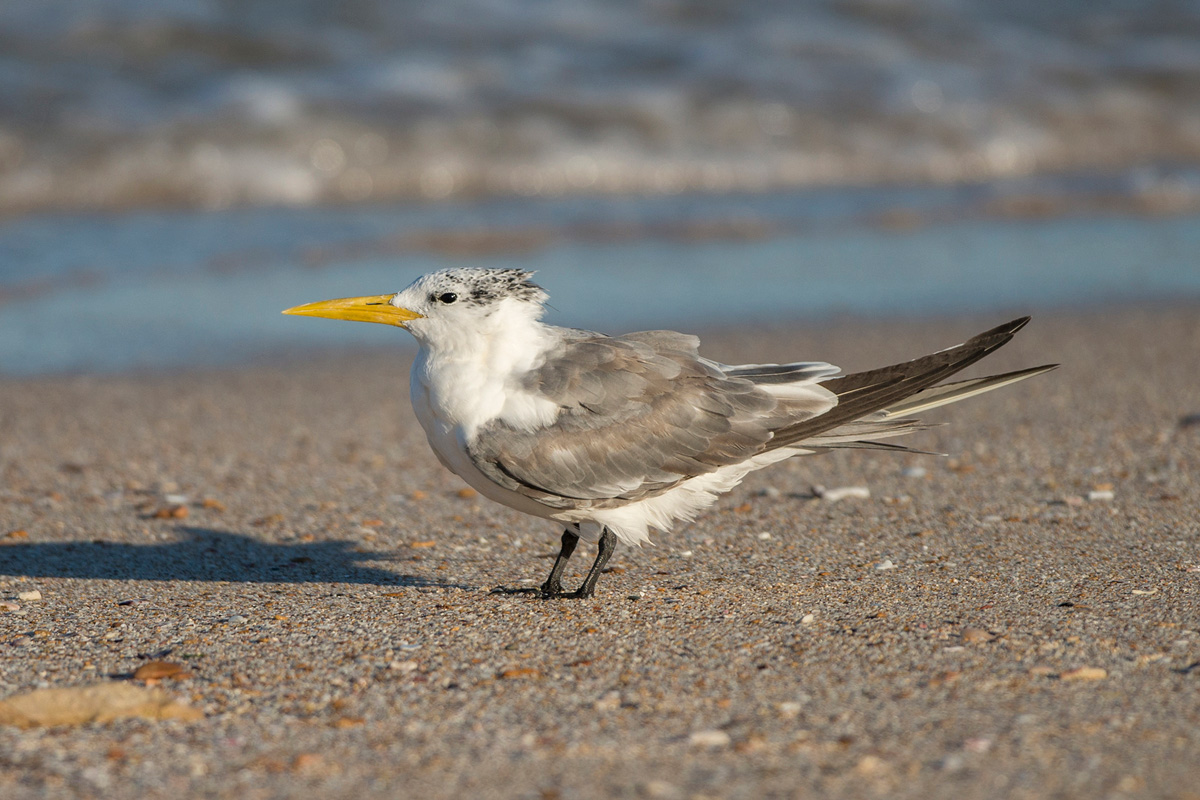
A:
[[499, 526, 620, 600]]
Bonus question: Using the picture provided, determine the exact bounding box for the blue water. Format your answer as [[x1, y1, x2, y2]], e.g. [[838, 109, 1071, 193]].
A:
[[1, 183, 1197, 375], [2, 2, 1197, 375]]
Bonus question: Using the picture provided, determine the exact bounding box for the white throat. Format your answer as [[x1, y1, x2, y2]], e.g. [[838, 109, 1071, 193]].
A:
[[409, 299, 561, 440]]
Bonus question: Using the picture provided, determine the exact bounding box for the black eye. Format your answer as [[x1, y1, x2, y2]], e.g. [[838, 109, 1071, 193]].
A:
[[437, 292, 458, 304]]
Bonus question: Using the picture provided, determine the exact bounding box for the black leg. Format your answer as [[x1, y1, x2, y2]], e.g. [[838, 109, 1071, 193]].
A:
[[539, 527, 579, 598], [566, 527, 618, 599]]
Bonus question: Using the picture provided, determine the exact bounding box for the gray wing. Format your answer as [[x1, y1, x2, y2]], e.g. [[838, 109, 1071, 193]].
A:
[[723, 361, 841, 384], [771, 317, 1050, 449], [467, 319, 1052, 511], [467, 331, 821, 509]]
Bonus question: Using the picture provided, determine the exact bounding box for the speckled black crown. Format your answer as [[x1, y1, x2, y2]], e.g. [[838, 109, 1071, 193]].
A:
[[426, 268, 546, 307]]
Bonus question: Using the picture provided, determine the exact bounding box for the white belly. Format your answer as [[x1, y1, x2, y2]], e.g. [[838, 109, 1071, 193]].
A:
[[410, 376, 565, 523]]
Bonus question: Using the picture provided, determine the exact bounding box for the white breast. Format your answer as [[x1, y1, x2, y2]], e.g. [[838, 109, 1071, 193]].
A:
[[409, 344, 564, 522]]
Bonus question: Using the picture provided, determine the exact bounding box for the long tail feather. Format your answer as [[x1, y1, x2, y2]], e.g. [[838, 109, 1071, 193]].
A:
[[819, 440, 943, 455], [767, 317, 1053, 450], [804, 416, 931, 444], [879, 364, 1058, 418]]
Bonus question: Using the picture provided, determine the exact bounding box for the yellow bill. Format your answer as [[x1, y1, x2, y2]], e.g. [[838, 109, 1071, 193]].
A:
[[282, 294, 423, 327]]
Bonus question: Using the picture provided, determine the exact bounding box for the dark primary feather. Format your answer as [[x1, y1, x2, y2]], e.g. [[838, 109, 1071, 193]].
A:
[[768, 317, 1033, 450]]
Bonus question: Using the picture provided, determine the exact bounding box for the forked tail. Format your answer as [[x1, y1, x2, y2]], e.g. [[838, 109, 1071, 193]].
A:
[[766, 317, 1057, 453]]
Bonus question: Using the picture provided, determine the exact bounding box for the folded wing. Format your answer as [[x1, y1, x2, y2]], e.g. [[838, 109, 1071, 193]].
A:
[[467, 330, 834, 508], [467, 318, 1056, 509]]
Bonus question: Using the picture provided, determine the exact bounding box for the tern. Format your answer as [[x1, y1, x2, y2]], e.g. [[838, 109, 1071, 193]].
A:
[[284, 268, 1054, 598]]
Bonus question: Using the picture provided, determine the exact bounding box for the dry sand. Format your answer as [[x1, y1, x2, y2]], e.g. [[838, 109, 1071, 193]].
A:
[[1, 307, 1198, 799]]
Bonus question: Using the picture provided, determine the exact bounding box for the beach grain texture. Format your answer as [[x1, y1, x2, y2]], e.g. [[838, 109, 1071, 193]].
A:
[[1, 307, 1198, 799]]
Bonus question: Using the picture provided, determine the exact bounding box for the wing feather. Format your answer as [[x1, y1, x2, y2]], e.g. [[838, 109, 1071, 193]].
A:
[[467, 331, 814, 508], [466, 319, 1051, 510], [768, 317, 1036, 449]]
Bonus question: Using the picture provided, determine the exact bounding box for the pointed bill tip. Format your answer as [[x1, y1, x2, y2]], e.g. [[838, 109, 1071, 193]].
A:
[[281, 294, 423, 326]]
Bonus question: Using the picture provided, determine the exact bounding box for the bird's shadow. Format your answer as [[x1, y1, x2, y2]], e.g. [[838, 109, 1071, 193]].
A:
[[0, 526, 463, 589]]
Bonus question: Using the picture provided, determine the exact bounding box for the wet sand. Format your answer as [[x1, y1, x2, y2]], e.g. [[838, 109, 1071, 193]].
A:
[[1, 306, 1198, 799]]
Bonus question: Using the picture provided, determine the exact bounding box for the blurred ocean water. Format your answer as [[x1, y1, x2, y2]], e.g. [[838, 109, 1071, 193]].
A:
[[1, 0, 1200, 213], [1, 180, 1197, 375], [0, 1, 1198, 375]]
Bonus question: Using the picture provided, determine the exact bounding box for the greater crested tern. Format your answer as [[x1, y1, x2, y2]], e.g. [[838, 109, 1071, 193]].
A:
[[284, 268, 1055, 598]]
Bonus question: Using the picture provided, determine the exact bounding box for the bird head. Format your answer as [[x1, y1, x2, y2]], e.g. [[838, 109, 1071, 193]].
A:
[[283, 268, 549, 349]]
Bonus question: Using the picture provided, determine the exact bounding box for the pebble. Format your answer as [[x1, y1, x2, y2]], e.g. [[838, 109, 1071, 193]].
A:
[[1, 602, 20, 612], [855, 755, 887, 775], [1060, 667, 1107, 681], [688, 729, 731, 748], [961, 627, 992, 643], [499, 667, 540, 680], [757, 532, 772, 540], [0, 682, 202, 726], [1087, 490, 1115, 501], [801, 613, 815, 624], [875, 559, 897, 571], [902, 466, 927, 478], [153, 505, 189, 519], [17, 590, 42, 602], [963, 737, 992, 753], [778, 701, 803, 718], [133, 661, 189, 681], [224, 615, 248, 625], [818, 486, 871, 502], [643, 780, 682, 799], [388, 660, 419, 673], [291, 753, 324, 772], [939, 754, 966, 772]]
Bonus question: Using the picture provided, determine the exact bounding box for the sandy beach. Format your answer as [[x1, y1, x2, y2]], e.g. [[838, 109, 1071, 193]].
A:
[[1, 306, 1198, 799]]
